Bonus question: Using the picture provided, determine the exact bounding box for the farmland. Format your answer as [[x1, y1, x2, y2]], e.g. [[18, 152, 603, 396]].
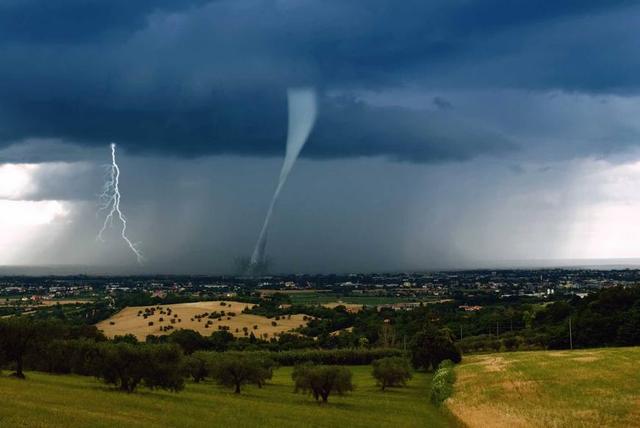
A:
[[0, 366, 450, 428], [284, 291, 442, 306], [96, 301, 311, 340], [447, 347, 640, 427]]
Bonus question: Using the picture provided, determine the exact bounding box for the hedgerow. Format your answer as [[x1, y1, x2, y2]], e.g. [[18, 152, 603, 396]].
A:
[[430, 359, 456, 405]]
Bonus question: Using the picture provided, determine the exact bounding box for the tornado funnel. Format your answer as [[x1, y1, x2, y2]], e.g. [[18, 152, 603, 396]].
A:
[[250, 88, 318, 269]]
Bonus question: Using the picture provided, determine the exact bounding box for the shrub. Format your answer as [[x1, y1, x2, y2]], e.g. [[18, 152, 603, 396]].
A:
[[292, 364, 353, 403], [430, 360, 456, 405], [371, 357, 412, 391]]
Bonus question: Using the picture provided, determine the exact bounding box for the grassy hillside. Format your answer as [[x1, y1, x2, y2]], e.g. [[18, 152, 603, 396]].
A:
[[0, 366, 451, 428], [448, 347, 640, 427]]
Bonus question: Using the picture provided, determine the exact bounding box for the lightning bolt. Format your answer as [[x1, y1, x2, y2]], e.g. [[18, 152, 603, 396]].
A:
[[97, 143, 144, 264]]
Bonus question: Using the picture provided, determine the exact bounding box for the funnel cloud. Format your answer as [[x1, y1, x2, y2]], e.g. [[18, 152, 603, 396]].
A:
[[250, 88, 318, 270]]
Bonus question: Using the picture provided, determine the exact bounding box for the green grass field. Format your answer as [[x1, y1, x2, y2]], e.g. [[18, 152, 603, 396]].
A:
[[0, 366, 451, 428], [447, 347, 640, 427]]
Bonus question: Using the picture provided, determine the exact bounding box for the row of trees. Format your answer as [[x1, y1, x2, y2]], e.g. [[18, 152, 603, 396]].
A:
[[0, 317, 105, 378], [0, 318, 447, 402], [187, 354, 412, 402]]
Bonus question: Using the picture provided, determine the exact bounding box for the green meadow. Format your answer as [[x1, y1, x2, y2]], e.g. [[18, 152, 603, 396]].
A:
[[0, 366, 450, 428]]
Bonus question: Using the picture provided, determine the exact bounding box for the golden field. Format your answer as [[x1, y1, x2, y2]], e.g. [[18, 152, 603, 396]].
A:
[[96, 301, 310, 340]]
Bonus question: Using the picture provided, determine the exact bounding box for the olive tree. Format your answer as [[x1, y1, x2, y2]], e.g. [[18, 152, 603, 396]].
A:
[[208, 354, 275, 393], [371, 357, 412, 391], [93, 343, 184, 393], [0, 318, 63, 379], [184, 351, 210, 383], [292, 364, 353, 403]]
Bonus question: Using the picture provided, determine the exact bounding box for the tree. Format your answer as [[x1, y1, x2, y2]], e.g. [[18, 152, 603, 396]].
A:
[[617, 307, 640, 345], [522, 311, 535, 330], [112, 334, 139, 344], [0, 318, 62, 379], [184, 351, 209, 382], [292, 364, 353, 403], [169, 329, 208, 354], [93, 343, 148, 392], [371, 357, 412, 391], [208, 330, 235, 352], [143, 344, 185, 392], [379, 322, 396, 348], [410, 326, 461, 371], [93, 343, 184, 393], [208, 354, 274, 393], [249, 355, 276, 388]]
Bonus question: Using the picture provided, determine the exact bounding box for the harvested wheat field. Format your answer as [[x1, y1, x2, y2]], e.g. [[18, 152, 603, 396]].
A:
[[447, 347, 640, 428], [96, 301, 311, 340]]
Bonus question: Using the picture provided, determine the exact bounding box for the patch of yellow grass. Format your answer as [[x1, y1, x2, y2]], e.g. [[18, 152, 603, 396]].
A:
[[96, 301, 310, 340], [447, 400, 532, 428], [479, 356, 510, 372], [329, 326, 354, 336]]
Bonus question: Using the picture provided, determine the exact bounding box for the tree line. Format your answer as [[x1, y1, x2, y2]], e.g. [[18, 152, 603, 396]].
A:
[[0, 316, 460, 401]]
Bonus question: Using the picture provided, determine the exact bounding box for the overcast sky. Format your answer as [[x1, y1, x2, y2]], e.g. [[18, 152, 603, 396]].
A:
[[2, 0, 640, 273]]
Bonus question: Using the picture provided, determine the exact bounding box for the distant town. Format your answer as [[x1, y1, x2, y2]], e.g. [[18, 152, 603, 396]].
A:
[[2, 269, 639, 316]]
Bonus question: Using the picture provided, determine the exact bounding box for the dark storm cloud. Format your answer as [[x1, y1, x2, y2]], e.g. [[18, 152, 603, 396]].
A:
[[433, 97, 453, 111], [0, 90, 514, 161], [0, 0, 637, 161], [0, 0, 212, 43]]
